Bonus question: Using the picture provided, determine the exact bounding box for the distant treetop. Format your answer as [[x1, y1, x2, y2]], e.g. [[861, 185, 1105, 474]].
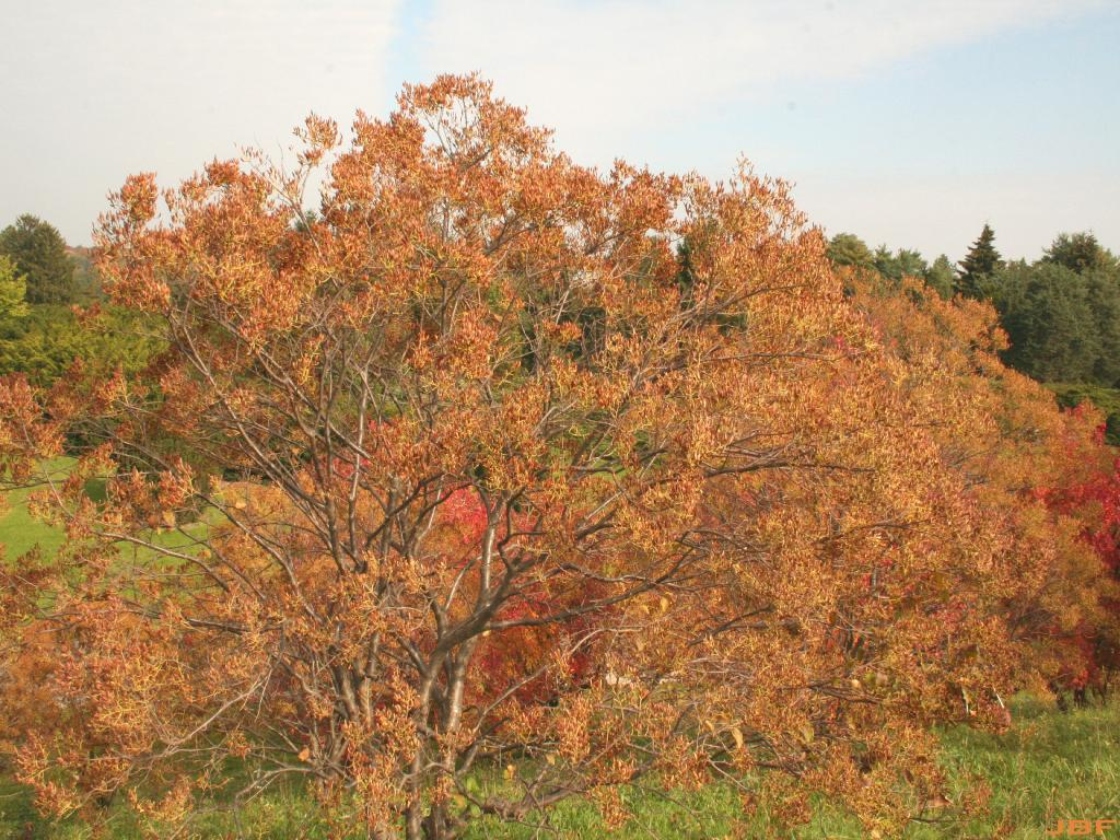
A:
[[1043, 232, 1116, 275], [0, 214, 76, 304], [826, 232, 874, 270], [956, 223, 1002, 299]]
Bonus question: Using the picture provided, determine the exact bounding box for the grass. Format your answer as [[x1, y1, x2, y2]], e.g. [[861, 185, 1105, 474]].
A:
[[1, 457, 219, 573], [0, 459, 71, 562], [0, 777, 332, 840], [451, 696, 1120, 840], [929, 695, 1120, 839]]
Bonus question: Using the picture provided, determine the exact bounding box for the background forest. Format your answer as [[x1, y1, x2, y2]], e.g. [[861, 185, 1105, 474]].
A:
[[1, 78, 1119, 839], [827, 226, 1120, 445]]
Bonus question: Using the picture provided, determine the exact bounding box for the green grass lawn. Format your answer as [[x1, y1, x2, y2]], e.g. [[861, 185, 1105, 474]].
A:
[[1, 457, 219, 572], [929, 695, 1120, 839], [0, 459, 71, 562]]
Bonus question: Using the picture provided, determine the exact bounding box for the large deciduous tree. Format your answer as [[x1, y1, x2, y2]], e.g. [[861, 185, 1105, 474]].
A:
[[0, 76, 1110, 838], [1033, 418, 1120, 697], [849, 273, 1115, 694]]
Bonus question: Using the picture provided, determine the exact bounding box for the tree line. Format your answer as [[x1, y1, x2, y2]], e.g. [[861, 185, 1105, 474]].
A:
[[0, 214, 161, 386], [828, 226, 1120, 442]]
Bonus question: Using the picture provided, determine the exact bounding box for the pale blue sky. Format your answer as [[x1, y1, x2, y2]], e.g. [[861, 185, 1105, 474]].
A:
[[3, 0, 1117, 263]]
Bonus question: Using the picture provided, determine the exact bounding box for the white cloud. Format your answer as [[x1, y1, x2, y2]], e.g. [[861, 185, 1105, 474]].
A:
[[415, 0, 1108, 166]]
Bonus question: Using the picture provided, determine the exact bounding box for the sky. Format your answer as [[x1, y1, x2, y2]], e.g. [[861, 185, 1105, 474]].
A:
[[3, 0, 1118, 262]]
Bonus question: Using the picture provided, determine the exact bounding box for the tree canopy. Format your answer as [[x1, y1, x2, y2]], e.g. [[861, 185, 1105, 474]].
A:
[[991, 236, 1120, 390], [1043, 231, 1116, 275], [0, 214, 76, 305], [826, 232, 874, 270], [0, 304, 163, 387], [825, 233, 955, 299]]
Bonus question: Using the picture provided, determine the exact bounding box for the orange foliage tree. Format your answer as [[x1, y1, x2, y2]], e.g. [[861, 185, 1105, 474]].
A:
[[846, 273, 1118, 693], [0, 76, 1111, 838], [1030, 415, 1120, 697]]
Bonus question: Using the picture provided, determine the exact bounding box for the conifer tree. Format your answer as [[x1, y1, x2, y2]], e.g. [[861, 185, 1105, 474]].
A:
[[0, 214, 75, 304], [923, 254, 956, 298], [825, 232, 874, 270], [0, 255, 29, 318], [956, 223, 1002, 299], [1043, 232, 1116, 275]]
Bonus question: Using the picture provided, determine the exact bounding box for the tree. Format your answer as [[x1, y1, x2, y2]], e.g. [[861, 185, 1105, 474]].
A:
[[826, 232, 874, 270], [1033, 417, 1120, 698], [1052, 384, 1120, 445], [0, 304, 163, 387], [0, 214, 76, 304], [992, 258, 1120, 389], [922, 254, 955, 299], [872, 246, 927, 283], [956, 223, 1002, 299], [1043, 232, 1117, 275], [0, 76, 1107, 838], [1086, 270, 1120, 388], [68, 246, 104, 303], [994, 261, 1101, 383], [0, 255, 28, 319], [829, 236, 952, 298], [849, 272, 1115, 698]]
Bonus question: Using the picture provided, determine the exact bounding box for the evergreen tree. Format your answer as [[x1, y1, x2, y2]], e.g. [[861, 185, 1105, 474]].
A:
[[1087, 270, 1120, 387], [994, 261, 1100, 383], [826, 232, 874, 270], [922, 255, 955, 299], [1043, 232, 1117, 275], [872, 246, 927, 282], [0, 214, 76, 304], [956, 223, 1002, 299], [0, 255, 29, 319], [0, 304, 163, 387]]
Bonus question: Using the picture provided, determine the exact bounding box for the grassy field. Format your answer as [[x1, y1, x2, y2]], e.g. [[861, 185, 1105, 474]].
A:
[[0, 460, 71, 562], [3, 481, 1118, 838]]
